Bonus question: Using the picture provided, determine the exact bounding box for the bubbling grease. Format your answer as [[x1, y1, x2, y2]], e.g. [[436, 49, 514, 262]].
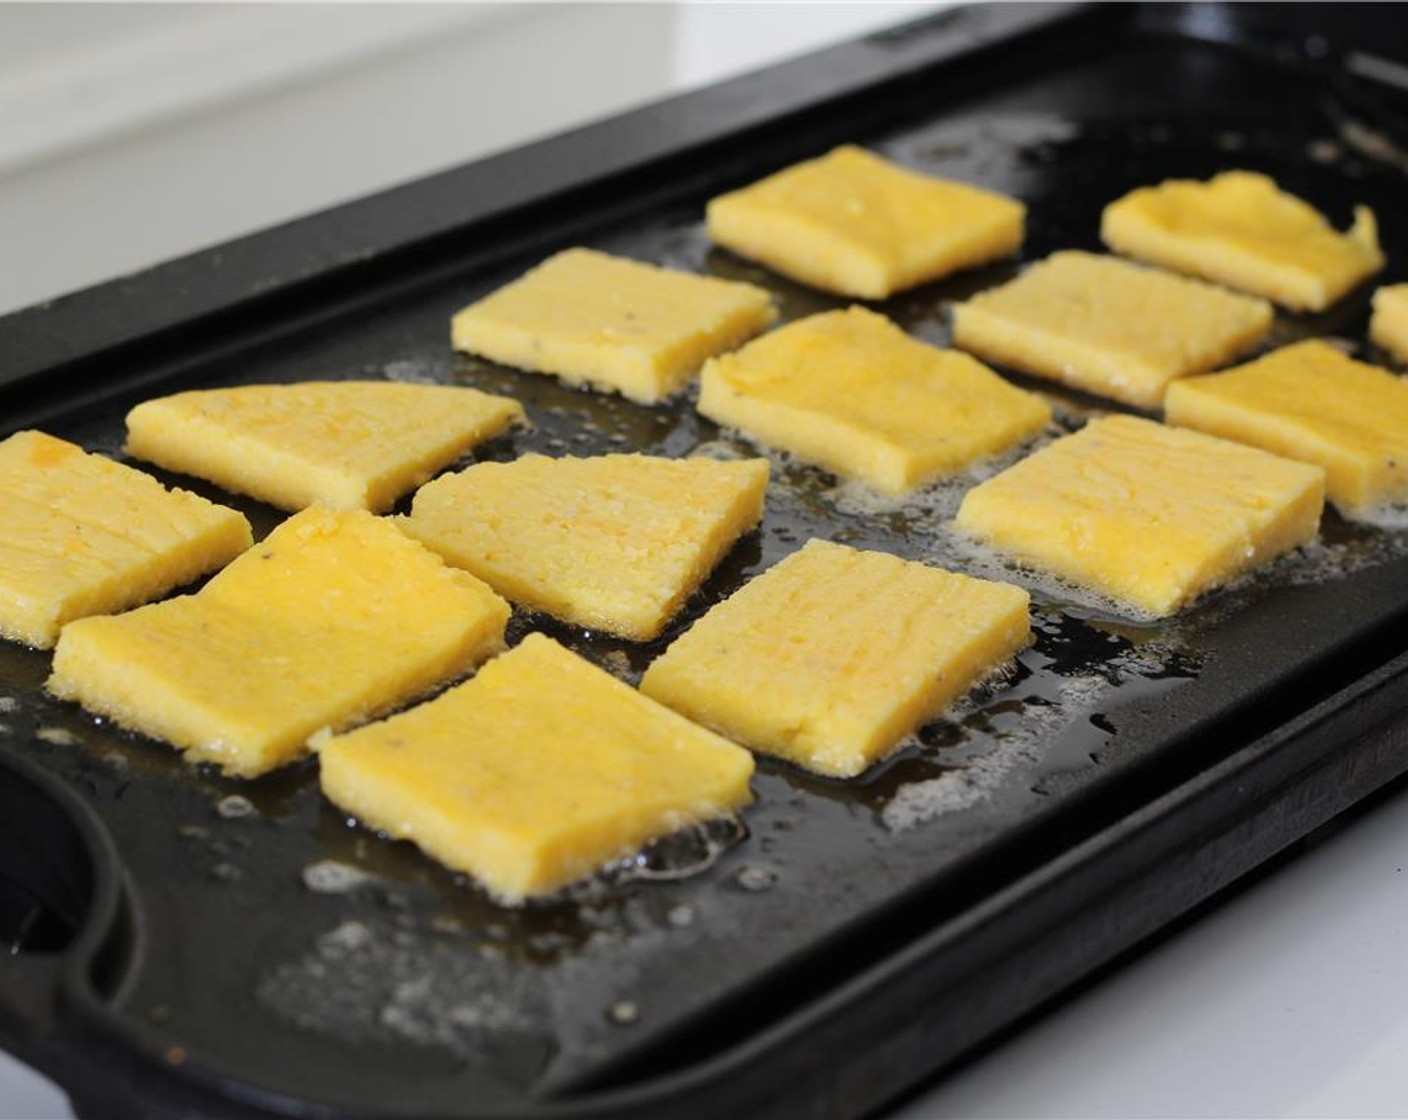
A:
[[881, 673, 1111, 831], [258, 919, 551, 1060], [1341, 501, 1408, 532]]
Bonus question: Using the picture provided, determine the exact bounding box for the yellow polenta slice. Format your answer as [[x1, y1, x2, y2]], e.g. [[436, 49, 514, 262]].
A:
[[951, 252, 1272, 408], [706, 144, 1025, 299], [125, 381, 524, 513], [640, 539, 1031, 779], [49, 508, 509, 777], [1102, 171, 1384, 312], [403, 453, 768, 640], [954, 416, 1325, 618], [450, 248, 776, 404], [698, 306, 1049, 494], [1371, 285, 1408, 364], [951, 251, 1272, 408], [0, 431, 251, 649], [317, 633, 754, 903], [1164, 340, 1408, 518]]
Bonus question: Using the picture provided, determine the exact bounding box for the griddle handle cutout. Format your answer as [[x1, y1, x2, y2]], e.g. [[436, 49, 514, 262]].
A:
[[0, 753, 128, 1068]]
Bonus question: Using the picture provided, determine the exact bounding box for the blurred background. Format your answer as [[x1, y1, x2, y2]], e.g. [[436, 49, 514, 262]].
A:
[[0, 2, 942, 316]]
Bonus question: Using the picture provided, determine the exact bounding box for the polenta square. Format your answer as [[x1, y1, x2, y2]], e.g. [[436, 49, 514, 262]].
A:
[[1371, 285, 1408, 364], [1102, 171, 1383, 312], [450, 248, 776, 403], [317, 633, 754, 903], [950, 251, 1272, 408], [49, 508, 509, 777], [640, 539, 1031, 779], [125, 381, 524, 513], [706, 144, 1025, 299], [1164, 340, 1408, 518], [402, 453, 768, 641], [0, 431, 251, 649], [954, 416, 1325, 618], [698, 307, 1050, 494]]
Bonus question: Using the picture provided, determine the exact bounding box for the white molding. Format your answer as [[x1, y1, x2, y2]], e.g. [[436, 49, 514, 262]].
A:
[[0, 4, 514, 176]]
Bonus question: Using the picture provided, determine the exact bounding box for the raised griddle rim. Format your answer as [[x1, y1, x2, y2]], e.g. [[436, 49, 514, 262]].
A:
[[3, 2, 1408, 1117]]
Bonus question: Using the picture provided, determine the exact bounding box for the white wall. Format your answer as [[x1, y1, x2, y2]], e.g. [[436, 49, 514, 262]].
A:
[[0, 4, 678, 315]]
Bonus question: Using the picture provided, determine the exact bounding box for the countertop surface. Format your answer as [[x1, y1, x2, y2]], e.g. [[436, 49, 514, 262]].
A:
[[3, 5, 1407, 1117]]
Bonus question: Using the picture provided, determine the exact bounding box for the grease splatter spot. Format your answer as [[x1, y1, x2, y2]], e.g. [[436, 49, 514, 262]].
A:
[[666, 903, 696, 929], [216, 795, 254, 819], [258, 921, 551, 1074], [607, 999, 641, 1026], [302, 860, 379, 894], [734, 865, 777, 892], [382, 358, 442, 385]]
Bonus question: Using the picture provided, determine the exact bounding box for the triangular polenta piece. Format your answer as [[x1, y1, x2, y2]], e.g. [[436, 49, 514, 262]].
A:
[[642, 540, 1031, 779], [0, 431, 251, 649], [403, 453, 769, 640], [1102, 171, 1384, 312], [707, 145, 1025, 299], [49, 508, 510, 777], [699, 307, 1050, 494], [452, 249, 777, 404], [1165, 340, 1408, 518], [954, 416, 1325, 618], [951, 252, 1271, 409], [125, 381, 525, 512], [318, 633, 754, 903]]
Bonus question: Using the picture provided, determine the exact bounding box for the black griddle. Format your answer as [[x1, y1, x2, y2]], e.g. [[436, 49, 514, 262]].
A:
[[3, 4, 1408, 1117]]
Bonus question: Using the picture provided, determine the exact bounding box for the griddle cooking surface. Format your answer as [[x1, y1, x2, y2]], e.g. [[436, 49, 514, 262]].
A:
[[2, 6, 1408, 1116]]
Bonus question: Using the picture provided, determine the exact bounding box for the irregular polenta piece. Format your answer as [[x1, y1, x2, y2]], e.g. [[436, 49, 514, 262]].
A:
[[49, 508, 509, 777], [402, 453, 768, 641], [640, 539, 1031, 779], [706, 144, 1025, 299], [1371, 285, 1408, 364], [954, 416, 1325, 618], [317, 633, 754, 903], [450, 248, 776, 404], [125, 381, 524, 513], [1164, 340, 1408, 518], [1101, 171, 1384, 312], [950, 251, 1272, 408], [698, 307, 1050, 494], [0, 430, 251, 649]]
